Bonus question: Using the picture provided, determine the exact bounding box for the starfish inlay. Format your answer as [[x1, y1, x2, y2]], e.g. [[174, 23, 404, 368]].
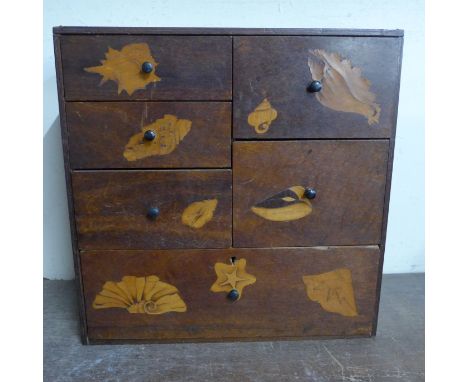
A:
[[220, 268, 248, 289], [210, 258, 256, 299]]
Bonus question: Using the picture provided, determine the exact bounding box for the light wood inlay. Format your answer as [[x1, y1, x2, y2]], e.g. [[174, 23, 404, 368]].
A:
[[181, 199, 218, 229], [302, 268, 358, 317], [210, 258, 256, 299], [308, 49, 381, 125], [84, 43, 161, 95], [247, 98, 278, 134], [123, 114, 192, 161], [93, 275, 187, 315], [251, 186, 312, 222]]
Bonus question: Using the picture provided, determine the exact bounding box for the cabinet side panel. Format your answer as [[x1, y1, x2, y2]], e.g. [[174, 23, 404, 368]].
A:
[[372, 35, 405, 335], [53, 33, 89, 343]]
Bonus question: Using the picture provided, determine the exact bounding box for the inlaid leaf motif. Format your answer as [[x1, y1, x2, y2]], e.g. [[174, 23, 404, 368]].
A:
[[84, 43, 161, 95], [181, 199, 218, 229], [308, 49, 381, 125], [251, 186, 312, 222], [123, 114, 192, 161], [93, 275, 187, 315], [302, 268, 358, 317], [210, 258, 256, 299], [247, 98, 278, 134]]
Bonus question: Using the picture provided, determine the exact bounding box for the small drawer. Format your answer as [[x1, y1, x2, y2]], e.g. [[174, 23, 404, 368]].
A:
[[233, 140, 389, 248], [82, 246, 380, 341], [233, 36, 401, 139], [72, 170, 232, 249], [60, 35, 232, 100], [67, 102, 231, 169]]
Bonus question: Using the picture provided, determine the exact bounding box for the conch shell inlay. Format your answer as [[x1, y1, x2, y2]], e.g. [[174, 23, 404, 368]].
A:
[[308, 49, 381, 125]]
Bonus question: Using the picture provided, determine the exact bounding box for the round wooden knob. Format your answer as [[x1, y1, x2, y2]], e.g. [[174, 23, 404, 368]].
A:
[[141, 62, 153, 73], [307, 80, 322, 93], [143, 130, 156, 141], [304, 188, 317, 199], [227, 289, 239, 301], [147, 207, 160, 220]]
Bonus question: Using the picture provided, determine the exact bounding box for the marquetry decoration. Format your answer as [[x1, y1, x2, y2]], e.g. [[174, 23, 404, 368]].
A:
[[92, 275, 187, 315], [182, 199, 218, 229], [302, 268, 358, 317], [251, 186, 313, 222], [123, 114, 192, 161], [308, 49, 381, 125], [210, 258, 256, 299], [84, 43, 161, 95], [247, 98, 278, 134]]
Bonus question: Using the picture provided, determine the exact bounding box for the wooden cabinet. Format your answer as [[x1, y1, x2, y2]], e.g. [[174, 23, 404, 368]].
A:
[[54, 27, 403, 344]]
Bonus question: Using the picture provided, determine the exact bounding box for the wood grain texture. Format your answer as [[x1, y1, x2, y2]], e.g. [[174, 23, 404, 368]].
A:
[[233, 140, 389, 248], [84, 42, 161, 96], [372, 36, 404, 335], [233, 36, 402, 139], [72, 170, 232, 250], [67, 102, 231, 169], [81, 246, 380, 341], [54, 27, 404, 37], [53, 34, 90, 343], [60, 35, 232, 100]]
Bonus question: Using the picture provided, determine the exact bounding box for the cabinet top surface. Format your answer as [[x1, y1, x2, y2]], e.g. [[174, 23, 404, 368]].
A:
[[53, 26, 404, 37]]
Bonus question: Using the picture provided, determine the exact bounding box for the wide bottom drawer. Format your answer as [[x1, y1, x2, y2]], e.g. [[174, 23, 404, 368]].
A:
[[81, 246, 380, 342]]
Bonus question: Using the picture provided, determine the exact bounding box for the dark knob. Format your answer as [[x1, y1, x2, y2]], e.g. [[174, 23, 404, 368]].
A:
[[227, 289, 239, 301], [143, 130, 156, 141], [147, 207, 160, 220], [304, 188, 317, 200], [307, 80, 322, 93], [141, 61, 153, 73]]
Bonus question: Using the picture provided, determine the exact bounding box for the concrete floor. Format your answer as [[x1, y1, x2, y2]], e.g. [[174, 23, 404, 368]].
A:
[[44, 274, 424, 382]]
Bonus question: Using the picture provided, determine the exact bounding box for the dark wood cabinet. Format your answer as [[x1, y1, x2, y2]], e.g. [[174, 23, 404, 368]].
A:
[[54, 27, 403, 344]]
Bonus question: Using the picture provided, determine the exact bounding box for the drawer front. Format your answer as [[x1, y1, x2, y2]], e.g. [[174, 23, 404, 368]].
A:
[[67, 102, 231, 169], [60, 35, 232, 100], [82, 246, 380, 341], [233, 36, 401, 139], [233, 140, 388, 247], [72, 170, 232, 249]]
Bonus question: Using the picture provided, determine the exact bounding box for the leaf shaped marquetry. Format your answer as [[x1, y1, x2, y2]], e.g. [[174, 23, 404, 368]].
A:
[[210, 258, 256, 299], [93, 275, 187, 315], [182, 199, 218, 229], [302, 268, 358, 317], [247, 98, 278, 134], [84, 43, 161, 95], [251, 186, 312, 222], [123, 114, 192, 161], [308, 49, 381, 125]]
